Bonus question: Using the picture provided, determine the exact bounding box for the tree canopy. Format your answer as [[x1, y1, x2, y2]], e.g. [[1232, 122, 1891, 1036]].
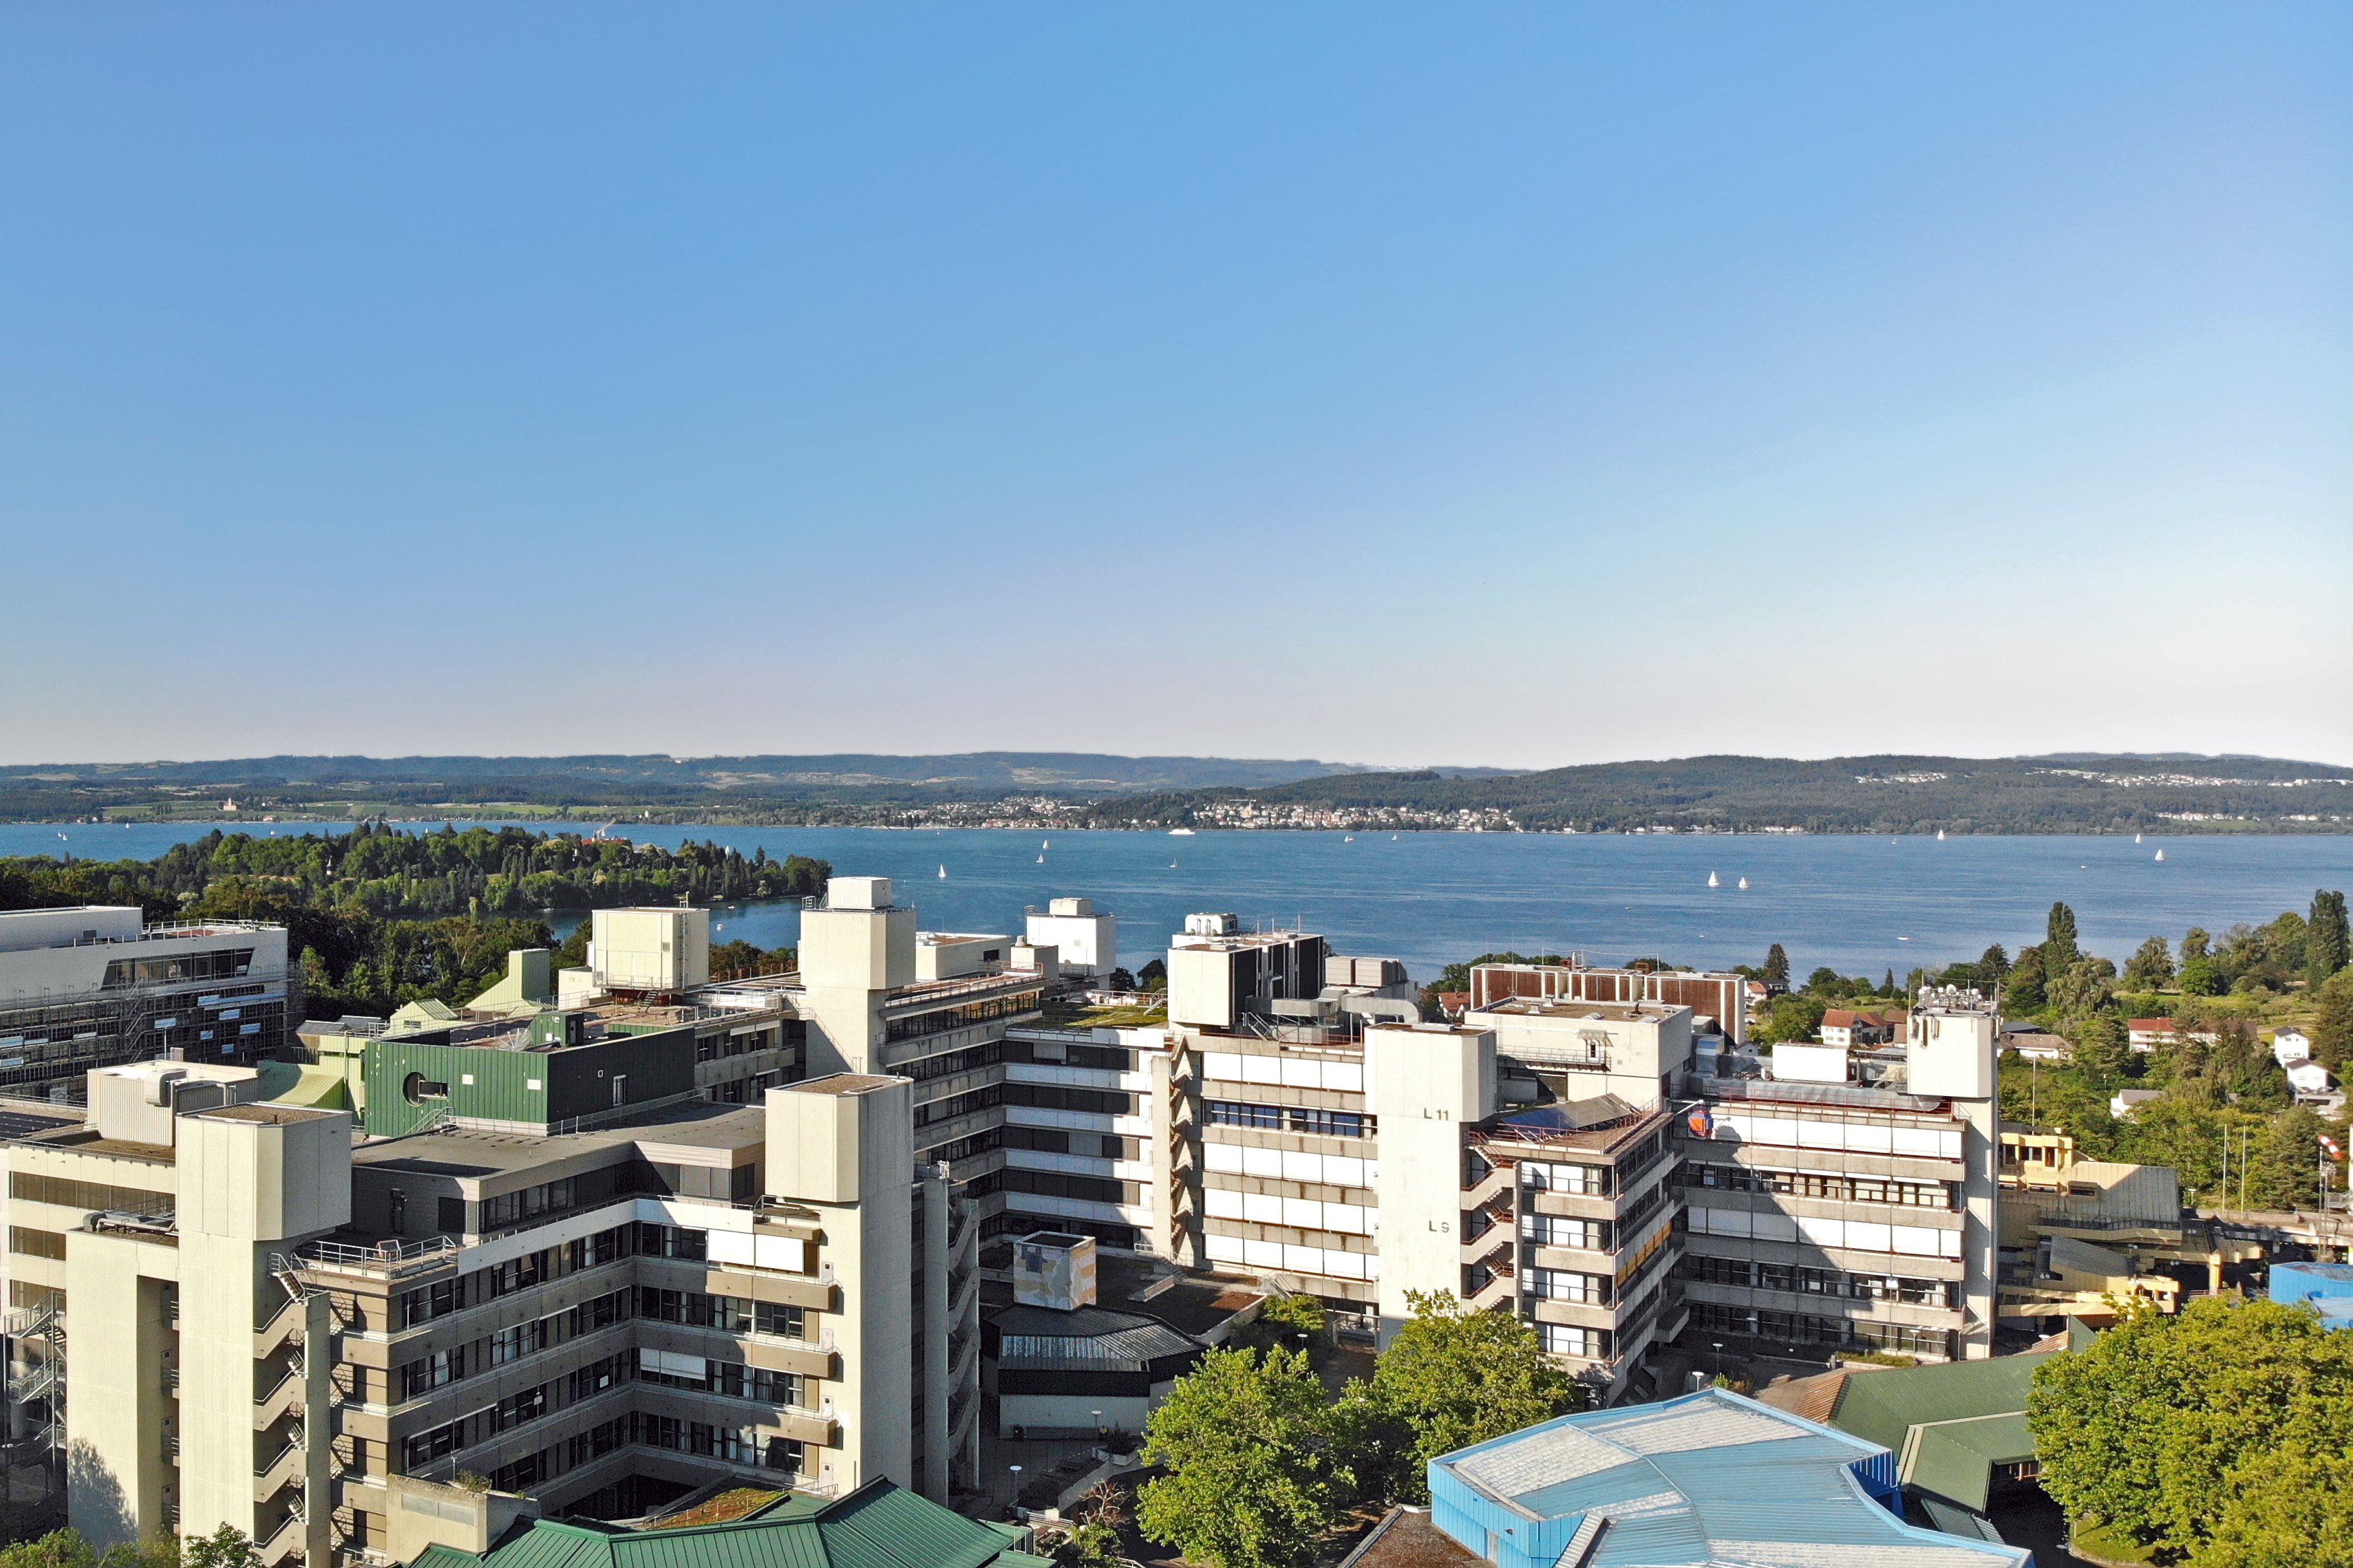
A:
[[1137, 1345, 1346, 1568], [2027, 1296, 2353, 1563]]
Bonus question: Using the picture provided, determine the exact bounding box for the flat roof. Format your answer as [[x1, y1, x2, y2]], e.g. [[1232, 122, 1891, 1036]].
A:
[[1432, 1388, 2029, 1567], [1471, 998, 1685, 1022], [352, 1102, 767, 1177], [193, 1104, 341, 1126], [787, 1073, 902, 1096]]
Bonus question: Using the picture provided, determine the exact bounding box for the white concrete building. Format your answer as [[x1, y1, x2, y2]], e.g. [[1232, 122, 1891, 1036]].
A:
[[1023, 898, 1119, 981], [0, 907, 294, 1099]]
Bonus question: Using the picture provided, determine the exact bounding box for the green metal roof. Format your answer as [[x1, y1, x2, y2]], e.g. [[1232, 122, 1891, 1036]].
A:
[[1823, 1353, 2049, 1454], [1820, 1357, 2051, 1514], [1899, 1414, 2036, 1512], [416, 1483, 1045, 1568]]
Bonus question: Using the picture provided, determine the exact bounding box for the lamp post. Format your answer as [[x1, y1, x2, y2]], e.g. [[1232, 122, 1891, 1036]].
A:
[[1092, 1408, 1106, 1443], [1008, 1464, 1023, 1521]]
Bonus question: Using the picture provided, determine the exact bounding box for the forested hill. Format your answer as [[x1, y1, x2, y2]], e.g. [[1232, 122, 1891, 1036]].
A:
[[0, 751, 1380, 822], [1074, 753, 2353, 835]]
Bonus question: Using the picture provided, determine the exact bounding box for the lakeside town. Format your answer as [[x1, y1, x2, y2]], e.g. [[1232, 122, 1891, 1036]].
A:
[[0, 838, 2345, 1567]]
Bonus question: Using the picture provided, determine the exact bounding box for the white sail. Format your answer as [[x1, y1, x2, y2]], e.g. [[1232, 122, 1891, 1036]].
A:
[[1707, 872, 1720, 888], [2155, 849, 2165, 861], [1737, 877, 1748, 890], [938, 864, 947, 878]]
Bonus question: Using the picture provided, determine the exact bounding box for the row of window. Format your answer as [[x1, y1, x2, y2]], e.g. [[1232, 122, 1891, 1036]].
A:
[[399, 1289, 630, 1397], [9, 1172, 173, 1217], [897, 1040, 1003, 1082], [1683, 1162, 1957, 1211], [1536, 1322, 1609, 1360], [638, 1348, 802, 1406], [1005, 1082, 1136, 1117], [1519, 1214, 1610, 1249], [1002, 1168, 1139, 1207], [637, 1287, 809, 1340], [1010, 1037, 1136, 1073], [914, 1085, 1003, 1129], [100, 949, 256, 987], [397, 1225, 637, 1328], [1686, 1300, 1957, 1358], [1004, 1125, 1138, 1161], [1202, 1101, 1372, 1139], [1519, 1160, 1610, 1196], [885, 989, 1041, 1042], [1524, 1267, 1610, 1304], [1681, 1254, 1961, 1307]]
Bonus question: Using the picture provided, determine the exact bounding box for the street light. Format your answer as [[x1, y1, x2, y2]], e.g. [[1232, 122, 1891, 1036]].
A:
[[1008, 1464, 1023, 1521], [1092, 1408, 1107, 1442]]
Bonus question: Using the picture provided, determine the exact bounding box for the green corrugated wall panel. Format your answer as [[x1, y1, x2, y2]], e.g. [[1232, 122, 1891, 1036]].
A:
[[361, 1038, 553, 1135]]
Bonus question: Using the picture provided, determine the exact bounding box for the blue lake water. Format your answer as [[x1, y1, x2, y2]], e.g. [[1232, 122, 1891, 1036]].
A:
[[10, 820, 2353, 984]]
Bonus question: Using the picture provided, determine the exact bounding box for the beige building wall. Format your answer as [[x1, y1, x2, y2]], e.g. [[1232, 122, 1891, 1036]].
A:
[[765, 1075, 916, 1493], [1365, 1024, 1496, 1344], [61, 1231, 177, 1547], [795, 881, 917, 1076]]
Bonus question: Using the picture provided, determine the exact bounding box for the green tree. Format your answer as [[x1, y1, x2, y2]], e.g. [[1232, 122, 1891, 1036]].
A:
[[2072, 1014, 2131, 1077], [2049, 956, 2118, 1018], [2312, 972, 2353, 1071], [1760, 943, 1790, 989], [1367, 1293, 1580, 1505], [1138, 1346, 1345, 1568], [0, 1532, 99, 1568], [2182, 926, 2212, 963], [1755, 992, 1827, 1045], [2006, 945, 2048, 1011], [179, 1526, 254, 1568], [2028, 1296, 2353, 1555], [2200, 1441, 2353, 1568], [2181, 955, 2224, 996], [2310, 890, 2351, 986], [2123, 935, 2174, 991], [2045, 902, 2080, 974], [1978, 943, 2010, 983]]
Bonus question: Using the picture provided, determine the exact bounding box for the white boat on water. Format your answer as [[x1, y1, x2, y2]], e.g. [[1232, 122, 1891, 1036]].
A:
[[1707, 872, 1720, 888], [2135, 833, 2142, 844], [1169, 828, 1196, 836], [1937, 829, 1946, 841], [2155, 849, 2165, 861], [1737, 877, 1749, 890], [1036, 855, 1045, 864], [937, 864, 947, 878]]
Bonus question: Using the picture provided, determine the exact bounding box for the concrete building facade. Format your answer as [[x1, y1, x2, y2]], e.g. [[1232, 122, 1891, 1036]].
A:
[[0, 907, 295, 1102]]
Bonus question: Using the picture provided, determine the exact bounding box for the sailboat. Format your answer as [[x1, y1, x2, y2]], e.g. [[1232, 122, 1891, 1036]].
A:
[[937, 864, 947, 879], [1042, 839, 1050, 849], [2135, 833, 2142, 844], [1707, 872, 1720, 888], [1036, 855, 1045, 864], [1936, 829, 1946, 841], [2155, 849, 2165, 862], [1737, 877, 1749, 890]]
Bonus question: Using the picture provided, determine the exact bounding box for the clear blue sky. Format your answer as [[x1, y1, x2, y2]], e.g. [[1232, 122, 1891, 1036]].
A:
[[2, 6, 2346, 769]]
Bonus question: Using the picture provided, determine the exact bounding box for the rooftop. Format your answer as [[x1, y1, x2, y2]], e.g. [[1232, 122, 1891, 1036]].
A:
[[1340, 1508, 1485, 1568], [1470, 998, 1685, 1023], [412, 1477, 1045, 1568], [352, 1102, 767, 1177], [1471, 1099, 1668, 1157], [1428, 1388, 2029, 1568], [1758, 1353, 2056, 1514]]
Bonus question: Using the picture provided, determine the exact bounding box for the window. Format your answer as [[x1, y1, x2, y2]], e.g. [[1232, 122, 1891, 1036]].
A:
[[1520, 1161, 1607, 1196], [567, 1353, 633, 1401], [635, 1223, 707, 1260], [401, 1348, 467, 1397], [482, 1179, 577, 1230], [1201, 1101, 1371, 1138], [1537, 1322, 1608, 1359], [1525, 1269, 1609, 1304], [8, 1228, 65, 1261], [489, 1320, 549, 1365], [1520, 1214, 1608, 1250], [10, 1173, 173, 1217]]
